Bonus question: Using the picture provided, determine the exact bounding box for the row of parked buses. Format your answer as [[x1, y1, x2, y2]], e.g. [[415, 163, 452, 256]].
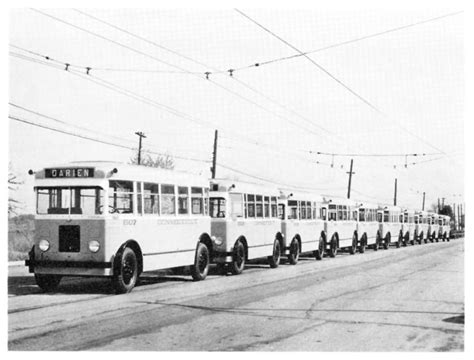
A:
[[25, 162, 452, 294]]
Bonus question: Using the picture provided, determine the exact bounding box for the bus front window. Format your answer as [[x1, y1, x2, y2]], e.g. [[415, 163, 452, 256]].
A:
[[210, 198, 226, 218], [37, 187, 104, 215]]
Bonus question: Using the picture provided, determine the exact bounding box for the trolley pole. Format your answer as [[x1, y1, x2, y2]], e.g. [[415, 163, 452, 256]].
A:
[[346, 159, 355, 199], [393, 178, 398, 206], [211, 129, 218, 179], [135, 131, 146, 165], [422, 192, 426, 211]]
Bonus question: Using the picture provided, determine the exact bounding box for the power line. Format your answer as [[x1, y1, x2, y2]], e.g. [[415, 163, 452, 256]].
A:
[[309, 150, 442, 158], [32, 9, 338, 145], [9, 115, 210, 163], [235, 8, 383, 114], [225, 11, 463, 74]]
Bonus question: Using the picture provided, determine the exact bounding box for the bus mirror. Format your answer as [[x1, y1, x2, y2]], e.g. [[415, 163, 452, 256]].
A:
[[28, 169, 35, 175]]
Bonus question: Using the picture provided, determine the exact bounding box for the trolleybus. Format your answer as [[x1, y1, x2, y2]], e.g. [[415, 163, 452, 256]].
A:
[[323, 198, 359, 256], [209, 179, 282, 274], [378, 205, 403, 248], [402, 209, 416, 246], [415, 210, 430, 244], [356, 203, 379, 252], [428, 212, 440, 242], [26, 161, 213, 293], [278, 190, 325, 263]]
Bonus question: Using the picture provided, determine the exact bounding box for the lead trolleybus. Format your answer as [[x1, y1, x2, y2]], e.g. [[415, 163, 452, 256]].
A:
[[26, 161, 213, 294]]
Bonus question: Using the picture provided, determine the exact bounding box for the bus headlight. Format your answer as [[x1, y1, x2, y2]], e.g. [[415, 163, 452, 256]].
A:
[[211, 236, 223, 246], [88, 240, 100, 253], [38, 239, 50, 252]]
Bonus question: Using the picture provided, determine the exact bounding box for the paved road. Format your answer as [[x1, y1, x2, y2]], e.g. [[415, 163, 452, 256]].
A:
[[8, 239, 464, 351]]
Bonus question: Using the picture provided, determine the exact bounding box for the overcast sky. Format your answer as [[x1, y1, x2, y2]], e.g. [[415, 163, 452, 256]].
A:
[[8, 7, 464, 214]]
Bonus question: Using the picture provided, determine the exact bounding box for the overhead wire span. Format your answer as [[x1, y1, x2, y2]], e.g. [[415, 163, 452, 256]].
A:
[[9, 115, 210, 164]]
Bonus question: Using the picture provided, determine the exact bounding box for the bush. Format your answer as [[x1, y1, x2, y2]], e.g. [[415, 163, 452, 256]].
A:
[[8, 214, 34, 261]]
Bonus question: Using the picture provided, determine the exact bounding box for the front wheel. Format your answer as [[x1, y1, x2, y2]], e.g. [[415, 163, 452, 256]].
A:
[[349, 234, 357, 255], [268, 239, 281, 268], [288, 238, 300, 265], [315, 236, 325, 260], [191, 243, 210, 281], [359, 236, 366, 254], [383, 234, 390, 250], [230, 240, 246, 275], [396, 234, 402, 248], [112, 247, 139, 294], [35, 274, 62, 292], [374, 234, 380, 251]]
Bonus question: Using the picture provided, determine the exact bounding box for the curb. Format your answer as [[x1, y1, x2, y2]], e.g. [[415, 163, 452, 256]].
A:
[[8, 261, 25, 267]]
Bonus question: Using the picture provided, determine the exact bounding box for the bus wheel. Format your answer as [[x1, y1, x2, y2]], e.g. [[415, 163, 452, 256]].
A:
[[191, 243, 210, 281], [230, 240, 246, 275], [349, 234, 357, 255], [359, 236, 366, 253], [396, 234, 402, 248], [288, 239, 300, 265], [383, 234, 390, 250], [268, 239, 281, 268], [112, 247, 139, 294], [315, 236, 325, 260], [35, 274, 62, 292], [374, 234, 380, 251], [328, 236, 338, 258]]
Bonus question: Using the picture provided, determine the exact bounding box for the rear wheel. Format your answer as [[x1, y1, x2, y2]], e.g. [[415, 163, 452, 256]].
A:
[[112, 247, 139, 294], [359, 235, 366, 253], [315, 236, 325, 260], [288, 238, 300, 265], [383, 234, 390, 250], [349, 233, 357, 255], [396, 234, 402, 248], [268, 239, 281, 268], [328, 236, 338, 258], [191, 243, 210, 281], [230, 240, 246, 275], [35, 274, 62, 292], [374, 233, 380, 251]]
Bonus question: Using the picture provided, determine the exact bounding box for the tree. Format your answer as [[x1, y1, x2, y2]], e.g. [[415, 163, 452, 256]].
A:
[[129, 150, 175, 170], [8, 163, 23, 216], [439, 205, 454, 218]]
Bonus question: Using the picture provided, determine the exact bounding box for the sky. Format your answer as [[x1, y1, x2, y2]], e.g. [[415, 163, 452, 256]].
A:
[[8, 7, 464, 214]]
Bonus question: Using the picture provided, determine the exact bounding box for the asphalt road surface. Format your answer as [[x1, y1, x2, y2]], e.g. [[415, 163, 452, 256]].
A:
[[9, 239, 464, 351]]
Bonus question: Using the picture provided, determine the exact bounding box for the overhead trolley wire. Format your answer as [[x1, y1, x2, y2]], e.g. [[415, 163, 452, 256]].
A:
[[221, 11, 463, 75]]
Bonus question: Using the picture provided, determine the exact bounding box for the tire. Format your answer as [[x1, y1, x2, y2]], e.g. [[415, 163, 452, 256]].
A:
[[403, 233, 409, 247], [268, 239, 281, 268], [374, 233, 380, 251], [359, 235, 366, 254], [191, 243, 210, 281], [315, 236, 325, 260], [230, 240, 246, 275], [35, 274, 62, 292], [396, 234, 402, 248], [288, 238, 300, 265], [112, 247, 139, 294], [429, 232, 434, 243], [349, 233, 357, 255], [328, 236, 338, 258], [383, 234, 390, 250]]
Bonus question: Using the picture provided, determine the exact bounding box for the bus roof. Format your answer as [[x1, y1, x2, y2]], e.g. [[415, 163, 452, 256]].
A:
[[210, 178, 280, 196], [380, 205, 403, 212], [33, 161, 209, 188], [323, 198, 357, 207], [357, 202, 379, 210]]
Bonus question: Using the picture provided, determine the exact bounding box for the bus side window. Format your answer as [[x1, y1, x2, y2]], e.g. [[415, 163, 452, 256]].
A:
[[321, 207, 327, 220], [230, 193, 243, 217], [271, 197, 277, 218], [377, 212, 383, 223], [191, 187, 204, 215], [278, 203, 285, 220], [109, 180, 134, 214], [144, 183, 160, 215], [161, 184, 176, 215], [247, 194, 255, 218], [264, 196, 270, 218], [178, 187, 189, 215]]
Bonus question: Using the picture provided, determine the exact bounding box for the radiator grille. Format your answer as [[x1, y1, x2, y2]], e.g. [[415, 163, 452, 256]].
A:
[[58, 225, 80, 252]]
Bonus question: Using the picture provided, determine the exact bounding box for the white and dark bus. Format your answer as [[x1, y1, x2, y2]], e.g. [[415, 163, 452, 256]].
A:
[[26, 161, 213, 293]]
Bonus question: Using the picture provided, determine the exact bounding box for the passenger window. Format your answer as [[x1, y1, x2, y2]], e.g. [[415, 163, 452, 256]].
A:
[[109, 180, 134, 214], [191, 187, 203, 215], [161, 184, 176, 215], [178, 187, 189, 215], [271, 197, 278, 218], [247, 194, 255, 218], [143, 183, 159, 215], [230, 193, 243, 217], [264, 196, 270, 218]]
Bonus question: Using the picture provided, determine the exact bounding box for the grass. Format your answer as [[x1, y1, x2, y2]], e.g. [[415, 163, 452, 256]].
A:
[[8, 214, 34, 261]]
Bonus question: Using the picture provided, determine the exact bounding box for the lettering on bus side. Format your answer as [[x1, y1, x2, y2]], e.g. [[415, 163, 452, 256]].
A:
[[156, 219, 198, 226], [123, 219, 137, 226]]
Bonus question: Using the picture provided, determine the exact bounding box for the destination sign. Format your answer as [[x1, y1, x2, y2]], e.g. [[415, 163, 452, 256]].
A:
[[45, 168, 95, 178]]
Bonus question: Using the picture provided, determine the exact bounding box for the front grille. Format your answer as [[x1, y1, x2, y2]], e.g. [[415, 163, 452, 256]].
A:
[[58, 225, 80, 252]]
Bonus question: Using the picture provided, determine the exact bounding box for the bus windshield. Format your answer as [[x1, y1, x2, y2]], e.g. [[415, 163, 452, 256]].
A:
[[210, 198, 226, 218], [37, 187, 104, 215]]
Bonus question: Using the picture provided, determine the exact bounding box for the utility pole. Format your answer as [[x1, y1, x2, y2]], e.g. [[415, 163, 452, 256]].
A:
[[437, 198, 440, 213], [346, 159, 355, 199], [211, 129, 218, 179], [422, 192, 426, 211], [452, 203, 456, 230], [442, 197, 445, 209], [135, 131, 146, 165], [393, 178, 398, 206]]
